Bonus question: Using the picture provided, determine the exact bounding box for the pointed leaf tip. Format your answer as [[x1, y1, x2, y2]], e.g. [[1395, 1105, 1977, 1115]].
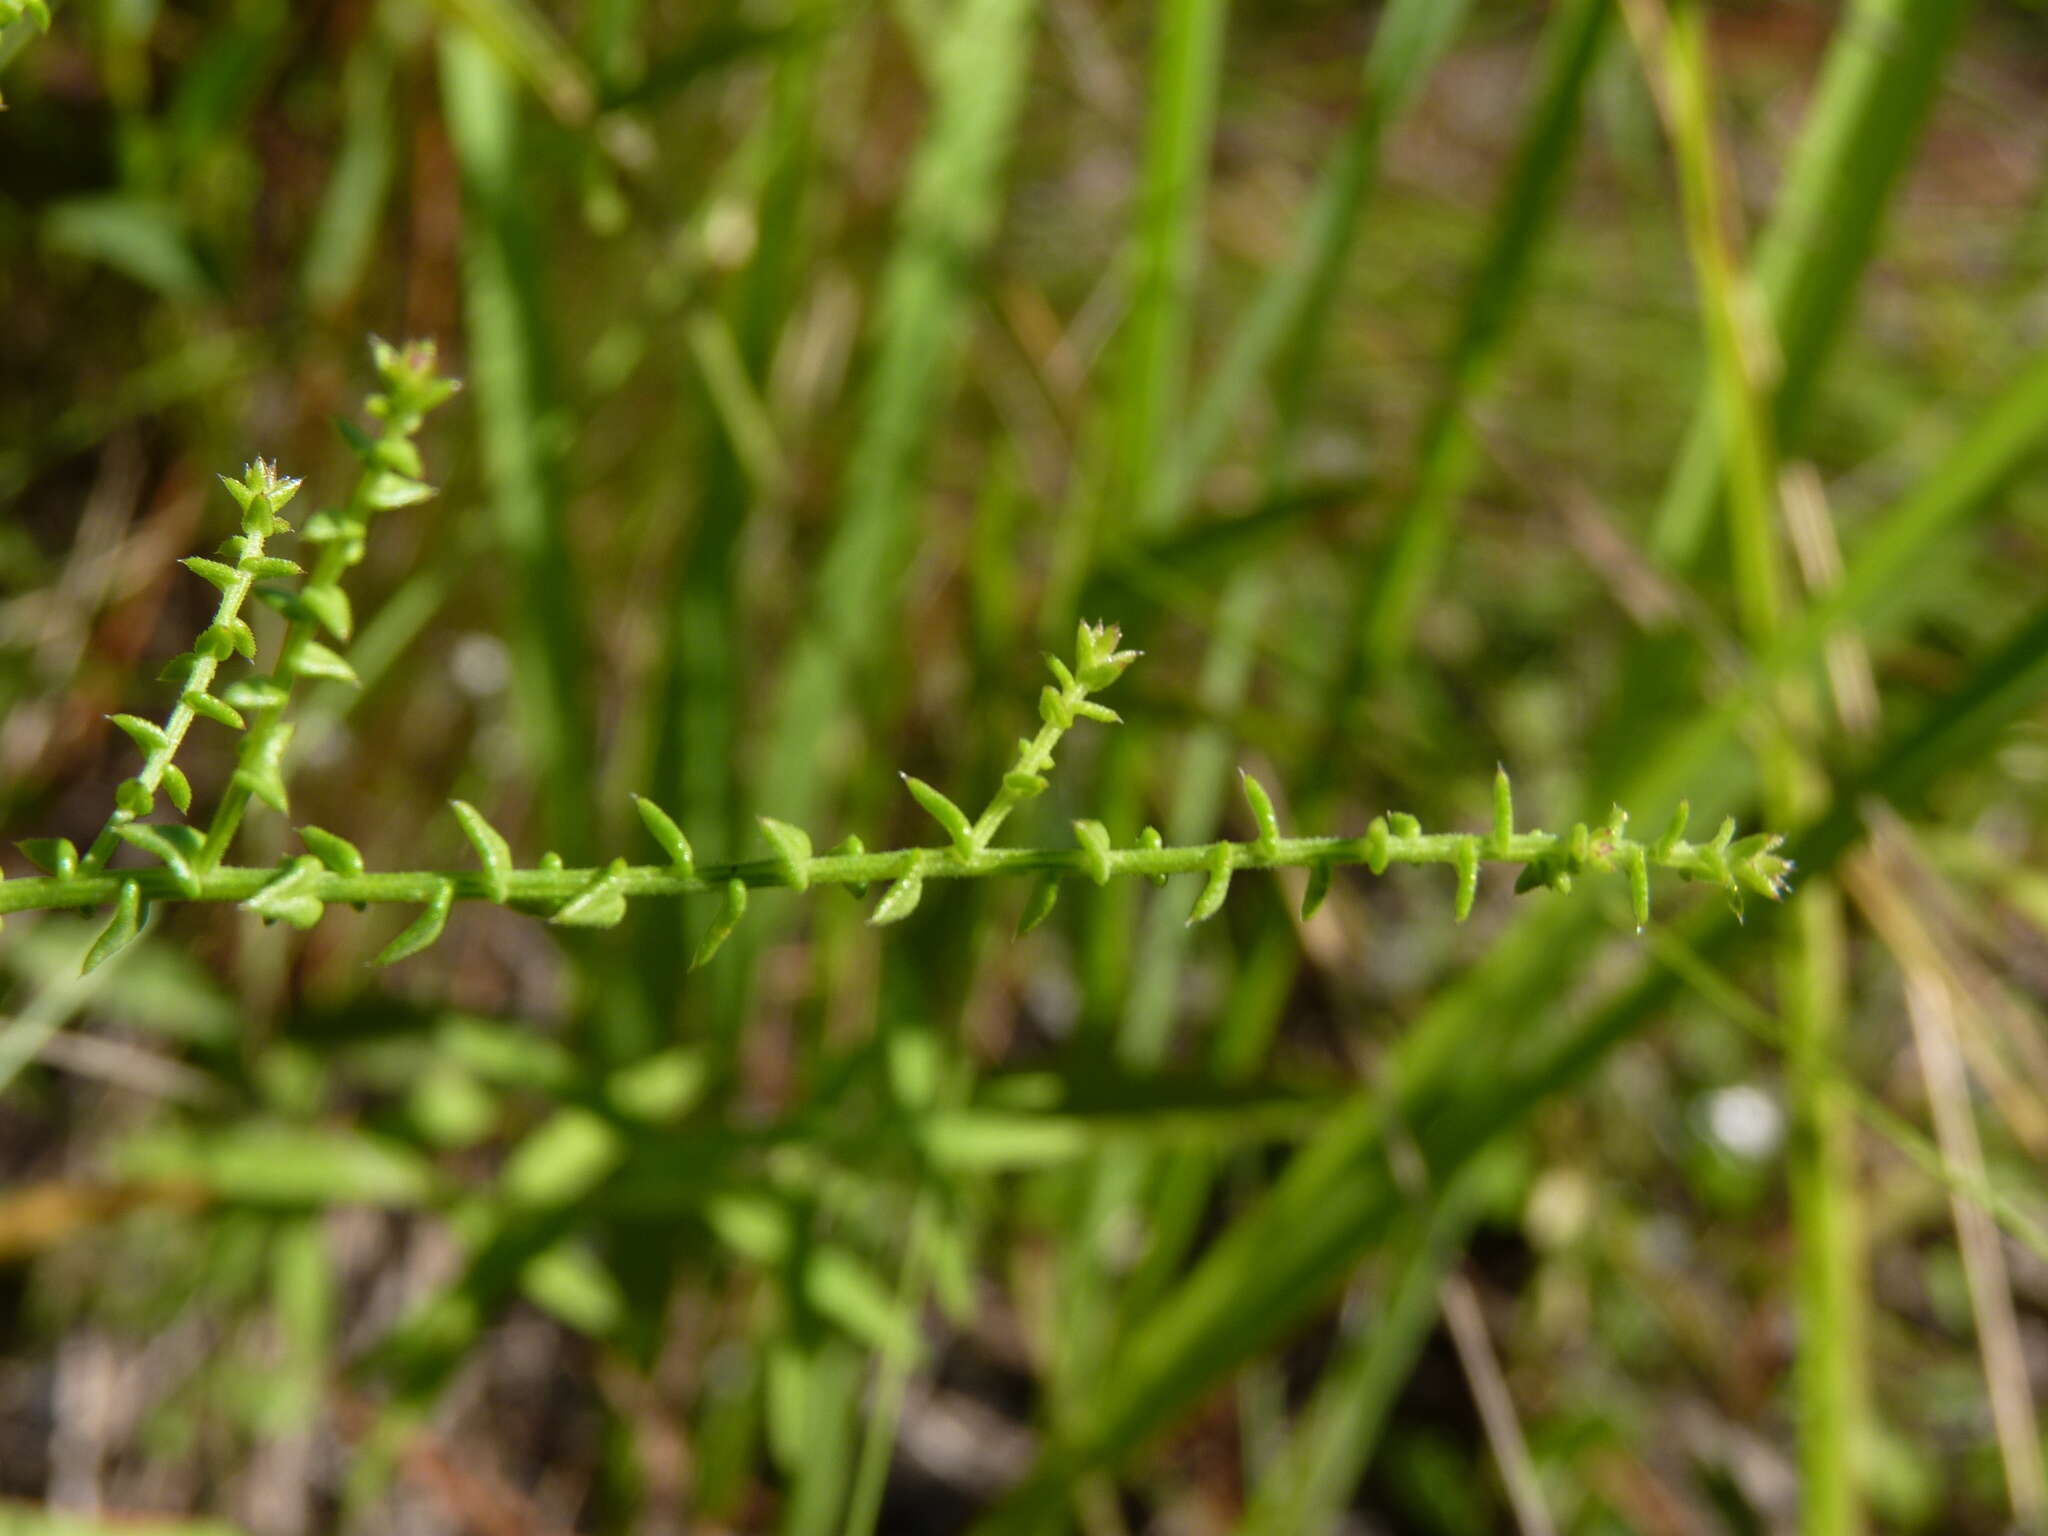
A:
[[1453, 839, 1480, 923], [1240, 771, 1280, 848], [1072, 821, 1113, 886], [870, 869, 925, 926], [1018, 875, 1061, 936], [1491, 765, 1514, 854], [375, 881, 455, 966], [1187, 846, 1234, 926], [632, 795, 695, 875], [901, 775, 975, 854], [243, 856, 325, 930], [758, 818, 813, 891], [553, 859, 631, 928], [82, 882, 144, 974], [1301, 861, 1332, 921], [691, 879, 748, 969], [450, 799, 513, 902]]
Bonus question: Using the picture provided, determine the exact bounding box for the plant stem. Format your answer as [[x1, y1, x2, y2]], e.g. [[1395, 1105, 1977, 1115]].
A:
[[80, 490, 282, 875], [4, 822, 1786, 921]]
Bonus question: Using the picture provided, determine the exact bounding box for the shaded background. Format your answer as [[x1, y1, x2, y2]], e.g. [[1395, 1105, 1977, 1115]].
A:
[[2, 0, 2047, 1532]]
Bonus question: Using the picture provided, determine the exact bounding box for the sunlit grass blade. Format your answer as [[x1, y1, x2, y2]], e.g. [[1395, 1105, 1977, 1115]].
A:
[[1635, 7, 1856, 1522], [301, 12, 397, 310], [1650, 0, 1971, 566], [424, 0, 596, 125], [1108, 0, 1230, 540]]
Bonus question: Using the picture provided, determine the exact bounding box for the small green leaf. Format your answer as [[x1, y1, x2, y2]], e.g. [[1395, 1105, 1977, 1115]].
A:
[[1732, 834, 1791, 901], [1187, 845, 1234, 926], [1366, 817, 1391, 875], [83, 882, 143, 974], [299, 825, 365, 876], [1301, 861, 1332, 921], [828, 834, 869, 897], [376, 881, 455, 965], [1453, 838, 1480, 923], [554, 859, 631, 928], [1071, 700, 1122, 724], [450, 799, 513, 902], [336, 418, 377, 463], [114, 777, 153, 816], [184, 691, 246, 730], [901, 775, 974, 854], [1039, 686, 1074, 729], [297, 583, 353, 641], [295, 641, 359, 686], [1652, 800, 1689, 860], [222, 677, 291, 712], [18, 838, 78, 877], [1137, 826, 1167, 885], [108, 714, 170, 757], [1002, 770, 1048, 800], [115, 823, 202, 896], [1073, 619, 1140, 690], [1569, 822, 1591, 867], [1018, 876, 1060, 935], [232, 723, 294, 813], [1045, 654, 1077, 691], [243, 856, 326, 930], [158, 652, 201, 685], [180, 557, 239, 593], [758, 817, 812, 891], [870, 869, 925, 926], [691, 878, 748, 970], [1240, 770, 1280, 848], [1389, 812, 1421, 840], [1624, 845, 1650, 929], [1072, 820, 1113, 885], [1699, 816, 1737, 888], [1491, 765, 1515, 856], [364, 470, 435, 510], [161, 763, 192, 814], [299, 510, 362, 547], [631, 795, 695, 875], [239, 555, 303, 579]]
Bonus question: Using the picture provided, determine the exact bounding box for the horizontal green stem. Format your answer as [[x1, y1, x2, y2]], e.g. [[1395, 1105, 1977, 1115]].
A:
[[2, 826, 1780, 919]]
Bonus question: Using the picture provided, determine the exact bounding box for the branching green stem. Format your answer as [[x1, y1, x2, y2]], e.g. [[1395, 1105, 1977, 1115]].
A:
[[78, 461, 299, 875], [194, 340, 458, 873], [32, 584, 1792, 970], [5, 820, 1789, 925]]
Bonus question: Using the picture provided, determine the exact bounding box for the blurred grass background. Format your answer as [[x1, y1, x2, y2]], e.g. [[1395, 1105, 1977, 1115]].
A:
[[3, 0, 2048, 1532]]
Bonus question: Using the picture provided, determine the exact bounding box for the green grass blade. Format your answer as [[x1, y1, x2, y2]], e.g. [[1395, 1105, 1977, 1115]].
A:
[[1169, 0, 1473, 519], [1111, 0, 1230, 539], [301, 11, 397, 310], [1650, 0, 1971, 565], [639, 14, 826, 1044], [1354, 0, 1610, 677], [758, 0, 1039, 833], [975, 591, 2048, 1526], [439, 26, 594, 856], [1235, 1166, 1492, 1536]]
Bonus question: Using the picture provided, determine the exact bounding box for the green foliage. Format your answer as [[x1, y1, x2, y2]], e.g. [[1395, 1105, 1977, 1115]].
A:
[[4, 5, 2047, 1533], [6, 599, 1793, 964]]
